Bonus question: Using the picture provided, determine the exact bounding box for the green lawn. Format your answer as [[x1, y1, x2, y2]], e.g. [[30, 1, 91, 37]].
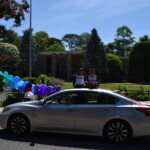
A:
[[62, 83, 150, 91]]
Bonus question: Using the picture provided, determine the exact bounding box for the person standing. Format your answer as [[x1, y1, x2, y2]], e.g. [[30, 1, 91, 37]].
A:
[[73, 68, 86, 88], [87, 68, 99, 89]]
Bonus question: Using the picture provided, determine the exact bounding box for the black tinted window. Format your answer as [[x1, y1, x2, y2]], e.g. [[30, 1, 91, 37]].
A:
[[97, 94, 119, 104]]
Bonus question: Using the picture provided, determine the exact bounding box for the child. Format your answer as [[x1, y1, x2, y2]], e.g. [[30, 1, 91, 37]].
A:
[[73, 68, 86, 88], [87, 68, 99, 89]]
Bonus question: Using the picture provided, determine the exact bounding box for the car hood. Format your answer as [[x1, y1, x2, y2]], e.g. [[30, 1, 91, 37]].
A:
[[6, 101, 41, 108]]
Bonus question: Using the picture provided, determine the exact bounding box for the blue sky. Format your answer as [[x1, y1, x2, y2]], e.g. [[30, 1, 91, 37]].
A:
[[1, 0, 150, 44]]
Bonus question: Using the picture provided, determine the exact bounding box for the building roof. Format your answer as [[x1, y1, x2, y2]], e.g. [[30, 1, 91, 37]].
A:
[[38, 50, 85, 56]]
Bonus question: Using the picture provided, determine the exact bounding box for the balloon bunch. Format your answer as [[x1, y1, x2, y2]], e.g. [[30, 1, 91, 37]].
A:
[[0, 71, 29, 93], [32, 85, 61, 96], [0, 71, 61, 96]]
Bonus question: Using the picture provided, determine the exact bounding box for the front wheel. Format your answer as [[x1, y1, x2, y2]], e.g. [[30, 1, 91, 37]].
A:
[[103, 120, 132, 143], [8, 114, 30, 135]]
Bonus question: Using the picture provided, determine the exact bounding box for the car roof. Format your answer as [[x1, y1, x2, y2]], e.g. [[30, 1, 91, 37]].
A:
[[60, 88, 113, 94]]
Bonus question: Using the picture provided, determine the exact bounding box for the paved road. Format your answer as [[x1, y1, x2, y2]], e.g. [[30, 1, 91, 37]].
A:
[[1, 128, 150, 150]]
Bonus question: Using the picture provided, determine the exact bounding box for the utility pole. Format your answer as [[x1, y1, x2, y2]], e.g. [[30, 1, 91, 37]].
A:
[[29, 0, 32, 77]]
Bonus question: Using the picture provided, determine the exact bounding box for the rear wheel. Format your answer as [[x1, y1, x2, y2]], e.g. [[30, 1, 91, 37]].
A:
[[8, 114, 30, 135], [103, 120, 132, 143]]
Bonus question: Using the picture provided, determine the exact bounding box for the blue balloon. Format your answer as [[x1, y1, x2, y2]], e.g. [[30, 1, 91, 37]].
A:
[[19, 81, 29, 93], [13, 76, 20, 83], [32, 84, 36, 95], [9, 84, 15, 89], [15, 81, 24, 90]]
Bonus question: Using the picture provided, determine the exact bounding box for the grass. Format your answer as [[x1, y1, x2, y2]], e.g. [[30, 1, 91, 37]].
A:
[[62, 83, 150, 91], [0, 101, 3, 107]]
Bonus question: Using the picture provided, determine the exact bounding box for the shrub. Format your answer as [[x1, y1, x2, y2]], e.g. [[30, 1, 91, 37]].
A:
[[107, 54, 123, 75], [0, 42, 20, 74], [111, 84, 127, 92], [129, 42, 150, 82], [47, 77, 64, 86], [2, 90, 22, 107], [37, 74, 49, 84], [21, 77, 38, 84]]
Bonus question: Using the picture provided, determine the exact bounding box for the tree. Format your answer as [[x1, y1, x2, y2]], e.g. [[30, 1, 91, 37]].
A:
[[1, 30, 21, 49], [107, 54, 123, 75], [105, 42, 115, 54], [83, 28, 107, 75], [139, 35, 150, 42], [76, 32, 91, 50], [129, 42, 150, 82], [0, 42, 20, 74], [19, 28, 36, 76], [114, 25, 134, 56], [46, 43, 65, 51], [62, 34, 80, 50], [48, 37, 62, 45], [0, 0, 29, 38], [34, 31, 49, 52]]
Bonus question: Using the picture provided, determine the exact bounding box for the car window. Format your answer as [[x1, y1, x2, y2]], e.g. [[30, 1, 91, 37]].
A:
[[97, 94, 119, 104], [45, 92, 78, 105], [75, 92, 99, 104]]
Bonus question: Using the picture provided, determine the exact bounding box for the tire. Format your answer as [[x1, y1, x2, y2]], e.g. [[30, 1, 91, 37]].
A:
[[103, 120, 132, 143], [8, 114, 30, 135]]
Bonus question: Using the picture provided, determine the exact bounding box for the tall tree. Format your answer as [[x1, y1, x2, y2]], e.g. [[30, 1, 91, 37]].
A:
[[114, 25, 134, 56], [139, 35, 150, 42], [83, 28, 107, 75], [62, 34, 80, 50], [19, 28, 36, 76], [34, 31, 49, 51], [1, 30, 21, 49], [48, 37, 62, 46], [46, 43, 65, 51], [0, 0, 29, 38], [77, 32, 91, 50]]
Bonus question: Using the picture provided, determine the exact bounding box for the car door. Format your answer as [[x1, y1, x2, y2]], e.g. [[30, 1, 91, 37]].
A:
[[74, 92, 119, 134], [34, 92, 77, 132]]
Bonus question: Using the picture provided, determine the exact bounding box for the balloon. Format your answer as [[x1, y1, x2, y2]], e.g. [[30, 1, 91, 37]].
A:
[[32, 84, 37, 95], [19, 81, 29, 93], [15, 81, 24, 90], [13, 76, 20, 83], [36, 85, 41, 96], [40, 85, 47, 96], [3, 71, 8, 77], [50, 86, 54, 94], [9, 84, 15, 89], [8, 75, 14, 85], [0, 74, 5, 92]]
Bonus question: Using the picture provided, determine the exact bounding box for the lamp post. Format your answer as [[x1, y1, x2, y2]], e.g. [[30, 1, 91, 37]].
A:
[[29, 0, 32, 77]]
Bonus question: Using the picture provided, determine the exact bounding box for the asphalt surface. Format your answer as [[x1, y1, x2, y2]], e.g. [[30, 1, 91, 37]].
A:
[[1, 127, 150, 150]]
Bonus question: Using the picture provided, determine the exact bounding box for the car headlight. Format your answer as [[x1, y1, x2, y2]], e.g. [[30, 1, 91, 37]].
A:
[[2, 107, 11, 113]]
